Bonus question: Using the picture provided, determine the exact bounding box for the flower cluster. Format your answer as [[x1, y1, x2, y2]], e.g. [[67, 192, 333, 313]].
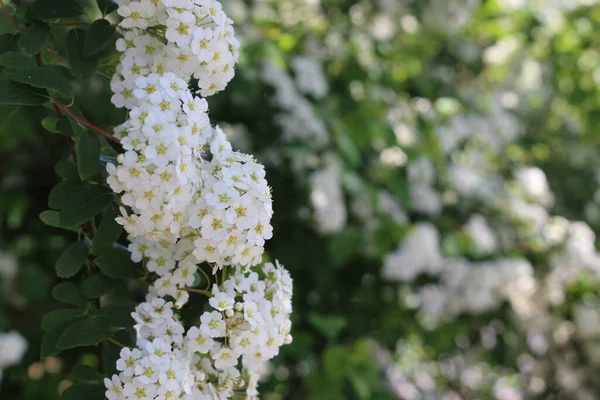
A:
[[104, 298, 195, 400], [104, 1, 292, 398], [115, 0, 239, 96], [108, 0, 273, 268], [105, 261, 292, 399], [185, 261, 293, 398], [191, 151, 274, 267]]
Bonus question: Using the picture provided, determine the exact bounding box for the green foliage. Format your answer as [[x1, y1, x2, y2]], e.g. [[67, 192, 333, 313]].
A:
[[0, 77, 48, 105], [76, 131, 101, 180], [61, 383, 105, 400], [59, 183, 113, 227], [18, 23, 50, 56], [27, 0, 84, 20], [82, 20, 115, 57], [52, 282, 86, 306], [7, 67, 73, 100], [55, 240, 89, 278], [56, 316, 112, 350], [66, 29, 99, 81], [94, 247, 143, 280]]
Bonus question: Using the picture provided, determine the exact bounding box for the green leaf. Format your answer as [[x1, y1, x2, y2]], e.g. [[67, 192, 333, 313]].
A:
[[52, 282, 86, 306], [61, 383, 105, 400], [59, 183, 113, 226], [41, 116, 61, 133], [77, 130, 101, 180], [49, 180, 81, 209], [8, 67, 73, 100], [18, 23, 50, 56], [39, 210, 78, 231], [42, 309, 85, 331], [0, 105, 20, 120], [70, 365, 101, 384], [328, 228, 363, 268], [55, 159, 78, 179], [82, 19, 115, 57], [0, 33, 19, 55], [56, 115, 80, 138], [308, 313, 347, 340], [99, 303, 134, 328], [57, 316, 112, 349], [41, 315, 86, 358], [66, 29, 99, 80], [95, 247, 143, 280], [56, 240, 89, 278], [81, 274, 119, 298], [92, 205, 123, 255], [96, 0, 118, 16], [0, 51, 37, 69], [0, 76, 48, 106], [28, 0, 84, 20]]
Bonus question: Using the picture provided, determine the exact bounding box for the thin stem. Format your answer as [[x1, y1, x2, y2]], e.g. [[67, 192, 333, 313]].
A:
[[182, 287, 212, 297], [50, 21, 119, 27], [42, 48, 66, 61], [198, 265, 212, 291], [1, 2, 22, 32], [53, 100, 122, 144], [107, 338, 127, 348]]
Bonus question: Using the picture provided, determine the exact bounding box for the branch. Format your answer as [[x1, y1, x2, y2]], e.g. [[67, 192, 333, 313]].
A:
[[107, 337, 127, 348], [182, 287, 213, 297], [53, 100, 122, 144], [1, 2, 22, 32]]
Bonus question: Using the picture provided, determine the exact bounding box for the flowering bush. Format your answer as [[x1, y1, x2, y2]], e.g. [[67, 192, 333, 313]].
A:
[[2, 0, 600, 399]]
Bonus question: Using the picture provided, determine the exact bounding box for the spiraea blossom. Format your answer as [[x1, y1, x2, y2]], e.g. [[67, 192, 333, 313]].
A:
[[105, 261, 292, 400], [113, 0, 240, 97], [105, 1, 291, 398]]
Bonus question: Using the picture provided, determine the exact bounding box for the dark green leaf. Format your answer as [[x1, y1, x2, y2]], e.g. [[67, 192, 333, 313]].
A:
[[77, 130, 101, 180], [57, 316, 112, 349], [59, 183, 113, 226], [65, 104, 87, 137], [99, 303, 134, 328], [82, 19, 115, 57], [52, 282, 86, 306], [92, 205, 123, 255], [18, 23, 50, 56], [39, 210, 78, 231], [0, 76, 47, 106], [96, 0, 118, 16], [28, 0, 84, 20], [41, 315, 86, 358], [0, 105, 20, 120], [8, 67, 73, 100], [66, 29, 99, 80], [49, 180, 82, 209], [56, 240, 89, 278], [328, 228, 363, 268], [95, 247, 143, 280], [70, 365, 101, 384], [61, 383, 105, 400], [81, 274, 119, 298], [0, 51, 36, 69], [308, 313, 347, 340], [55, 159, 78, 180], [42, 309, 85, 331], [56, 115, 80, 138], [41, 116, 61, 133], [0, 33, 19, 55]]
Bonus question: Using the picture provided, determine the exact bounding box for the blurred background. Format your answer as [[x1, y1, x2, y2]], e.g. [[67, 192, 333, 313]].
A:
[[2, 0, 600, 399]]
